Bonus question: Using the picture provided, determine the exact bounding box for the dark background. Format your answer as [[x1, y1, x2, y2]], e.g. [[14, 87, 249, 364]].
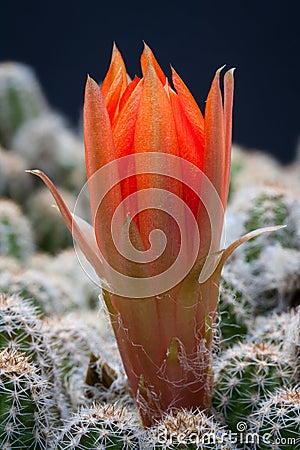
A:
[[2, 1, 299, 163]]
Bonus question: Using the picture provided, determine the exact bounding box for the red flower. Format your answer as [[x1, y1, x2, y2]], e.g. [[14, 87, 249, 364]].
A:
[[30, 44, 282, 426]]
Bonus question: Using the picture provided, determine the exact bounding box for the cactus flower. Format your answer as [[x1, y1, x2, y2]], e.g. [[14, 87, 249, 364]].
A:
[[30, 44, 282, 426]]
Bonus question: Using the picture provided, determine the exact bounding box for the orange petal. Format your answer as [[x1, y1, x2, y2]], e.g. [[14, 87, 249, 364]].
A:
[[168, 87, 202, 219], [203, 67, 225, 203], [84, 76, 124, 269], [140, 43, 166, 85], [119, 75, 141, 113], [171, 67, 204, 146], [223, 69, 235, 205], [104, 67, 124, 122], [84, 76, 116, 178], [134, 63, 179, 156], [113, 78, 144, 158], [101, 43, 127, 99], [112, 78, 144, 222], [134, 62, 182, 269]]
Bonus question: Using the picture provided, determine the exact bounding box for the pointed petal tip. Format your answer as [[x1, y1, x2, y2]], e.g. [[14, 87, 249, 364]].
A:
[[26, 169, 42, 175]]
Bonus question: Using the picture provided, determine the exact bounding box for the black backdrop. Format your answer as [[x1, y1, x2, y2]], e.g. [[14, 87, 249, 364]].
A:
[[2, 0, 299, 163]]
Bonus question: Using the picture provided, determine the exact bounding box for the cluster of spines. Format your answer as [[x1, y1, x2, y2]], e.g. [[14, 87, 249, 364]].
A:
[[55, 403, 141, 449], [248, 386, 300, 449], [213, 341, 295, 431], [143, 408, 238, 449], [0, 293, 70, 420], [0, 347, 55, 449]]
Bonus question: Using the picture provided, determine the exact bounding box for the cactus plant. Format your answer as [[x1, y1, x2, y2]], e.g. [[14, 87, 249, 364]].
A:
[[218, 271, 252, 346], [228, 146, 281, 199], [13, 112, 84, 187], [26, 187, 74, 254], [0, 147, 34, 203], [143, 408, 238, 449], [0, 293, 70, 420], [248, 386, 300, 449], [55, 403, 141, 449], [0, 267, 86, 316], [213, 341, 295, 430], [43, 310, 130, 407], [0, 62, 48, 148], [227, 185, 300, 261], [0, 199, 34, 261], [0, 347, 57, 449]]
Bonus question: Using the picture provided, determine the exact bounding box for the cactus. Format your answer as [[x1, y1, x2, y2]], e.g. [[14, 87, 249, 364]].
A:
[[224, 185, 300, 315], [0, 267, 87, 317], [55, 403, 141, 449], [0, 62, 48, 148], [0, 147, 34, 204], [26, 187, 74, 254], [227, 185, 300, 262], [143, 408, 238, 449], [248, 310, 296, 348], [43, 248, 99, 309], [44, 311, 130, 407], [228, 146, 281, 199], [0, 347, 57, 449], [13, 112, 84, 187], [218, 271, 252, 346], [213, 341, 295, 431], [0, 293, 70, 420], [248, 386, 300, 449], [0, 199, 34, 261]]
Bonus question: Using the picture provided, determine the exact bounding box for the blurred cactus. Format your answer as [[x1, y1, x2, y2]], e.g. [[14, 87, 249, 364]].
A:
[[0, 268, 85, 316], [248, 311, 293, 347], [26, 187, 74, 254], [228, 146, 281, 199], [55, 403, 141, 449], [0, 347, 56, 449], [0, 62, 48, 148], [0, 147, 34, 203], [13, 112, 84, 188], [213, 341, 295, 430], [227, 185, 300, 260], [249, 386, 300, 449], [224, 185, 300, 314], [0, 199, 34, 261], [30, 249, 99, 309]]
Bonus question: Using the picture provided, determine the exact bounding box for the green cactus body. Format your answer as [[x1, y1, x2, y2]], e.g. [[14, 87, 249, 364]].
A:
[[228, 186, 300, 264], [249, 386, 300, 449], [0, 62, 47, 148], [243, 192, 291, 262], [0, 293, 70, 420], [0, 199, 34, 261], [56, 403, 141, 449], [0, 347, 55, 449], [218, 276, 251, 346], [44, 312, 130, 408], [213, 342, 295, 431]]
